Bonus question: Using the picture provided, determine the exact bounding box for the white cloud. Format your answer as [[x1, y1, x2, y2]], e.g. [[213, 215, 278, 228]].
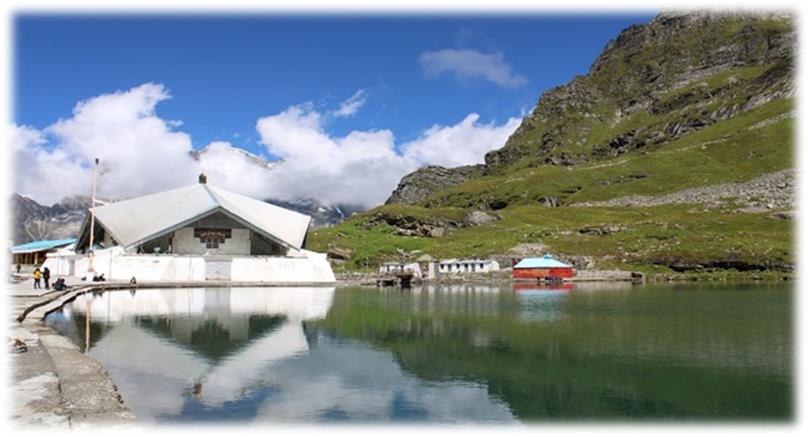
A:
[[419, 49, 527, 88], [255, 104, 519, 207], [256, 103, 409, 207], [401, 113, 521, 168], [331, 89, 367, 118], [12, 83, 198, 204], [11, 125, 89, 205], [13, 83, 519, 209], [195, 141, 277, 200]]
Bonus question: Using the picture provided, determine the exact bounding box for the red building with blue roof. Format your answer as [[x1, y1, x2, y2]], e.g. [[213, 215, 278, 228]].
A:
[[512, 254, 574, 281]]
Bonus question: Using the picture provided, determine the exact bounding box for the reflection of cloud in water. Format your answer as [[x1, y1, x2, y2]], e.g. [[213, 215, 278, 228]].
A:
[[90, 323, 207, 419], [69, 287, 513, 423], [255, 333, 515, 423]]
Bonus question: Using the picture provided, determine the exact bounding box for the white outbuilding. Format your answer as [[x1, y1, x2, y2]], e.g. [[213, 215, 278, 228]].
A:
[[43, 176, 335, 284], [438, 259, 500, 274]]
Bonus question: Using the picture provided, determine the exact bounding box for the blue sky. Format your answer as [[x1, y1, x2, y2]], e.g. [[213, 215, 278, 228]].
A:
[[14, 13, 656, 157]]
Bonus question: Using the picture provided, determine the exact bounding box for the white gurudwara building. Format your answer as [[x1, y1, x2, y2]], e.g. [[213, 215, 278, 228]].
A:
[[43, 176, 336, 284]]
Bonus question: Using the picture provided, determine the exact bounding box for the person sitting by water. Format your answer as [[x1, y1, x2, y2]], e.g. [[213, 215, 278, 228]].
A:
[[92, 273, 106, 282], [53, 277, 67, 291], [32, 268, 42, 289]]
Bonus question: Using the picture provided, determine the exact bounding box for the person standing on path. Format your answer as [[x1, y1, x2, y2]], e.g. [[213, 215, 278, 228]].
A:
[[32, 268, 42, 289], [42, 266, 51, 289]]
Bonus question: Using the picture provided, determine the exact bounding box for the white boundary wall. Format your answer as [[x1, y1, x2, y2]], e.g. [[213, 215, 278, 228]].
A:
[[44, 247, 336, 284], [230, 250, 334, 283]]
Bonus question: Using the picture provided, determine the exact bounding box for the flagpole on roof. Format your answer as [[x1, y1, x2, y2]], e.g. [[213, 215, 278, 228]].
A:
[[88, 158, 99, 272]]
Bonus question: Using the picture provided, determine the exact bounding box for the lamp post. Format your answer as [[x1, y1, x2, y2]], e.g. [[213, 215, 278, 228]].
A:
[[88, 158, 99, 272]]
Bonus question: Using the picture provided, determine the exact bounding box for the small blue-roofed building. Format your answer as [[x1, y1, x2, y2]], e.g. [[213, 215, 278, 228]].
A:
[[11, 238, 77, 266], [512, 254, 574, 280]]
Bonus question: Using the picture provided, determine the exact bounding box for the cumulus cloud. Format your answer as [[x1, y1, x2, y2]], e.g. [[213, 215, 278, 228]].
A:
[[401, 113, 521, 168], [256, 103, 409, 206], [255, 104, 519, 207], [12, 83, 200, 205], [330, 89, 367, 118], [11, 124, 90, 205], [13, 82, 519, 209], [195, 141, 277, 200], [419, 49, 527, 88]]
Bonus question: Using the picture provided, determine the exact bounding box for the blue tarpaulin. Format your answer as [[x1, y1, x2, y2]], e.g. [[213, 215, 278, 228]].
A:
[[12, 238, 76, 254]]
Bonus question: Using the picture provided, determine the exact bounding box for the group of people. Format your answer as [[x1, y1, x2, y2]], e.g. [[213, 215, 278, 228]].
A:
[[32, 266, 49, 289], [31, 266, 66, 291]]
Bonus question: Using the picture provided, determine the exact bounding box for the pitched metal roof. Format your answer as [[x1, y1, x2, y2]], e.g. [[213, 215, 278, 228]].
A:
[[12, 238, 76, 254], [513, 254, 572, 269], [81, 183, 311, 250]]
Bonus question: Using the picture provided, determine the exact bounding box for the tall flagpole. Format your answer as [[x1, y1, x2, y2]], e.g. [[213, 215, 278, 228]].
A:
[[88, 158, 99, 272]]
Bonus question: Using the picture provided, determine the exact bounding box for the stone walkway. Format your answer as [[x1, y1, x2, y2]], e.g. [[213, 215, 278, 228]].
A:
[[7, 275, 332, 428], [7, 277, 136, 429]]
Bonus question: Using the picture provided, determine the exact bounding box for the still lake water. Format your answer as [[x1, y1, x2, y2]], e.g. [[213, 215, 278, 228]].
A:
[[44, 282, 792, 423]]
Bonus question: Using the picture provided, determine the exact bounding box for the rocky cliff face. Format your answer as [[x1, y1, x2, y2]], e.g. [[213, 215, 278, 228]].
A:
[[385, 165, 484, 205], [9, 194, 90, 244], [485, 11, 795, 171], [386, 12, 795, 205], [266, 197, 364, 229]]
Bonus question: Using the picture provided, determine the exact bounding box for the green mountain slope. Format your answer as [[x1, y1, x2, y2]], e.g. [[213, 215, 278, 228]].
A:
[[307, 12, 795, 279]]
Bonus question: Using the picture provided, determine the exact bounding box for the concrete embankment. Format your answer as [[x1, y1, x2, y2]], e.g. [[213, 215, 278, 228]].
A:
[[9, 277, 343, 427], [9, 279, 137, 428]]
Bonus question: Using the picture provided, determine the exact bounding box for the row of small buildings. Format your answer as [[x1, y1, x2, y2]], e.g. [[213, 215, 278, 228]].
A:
[[379, 254, 574, 281], [10, 174, 573, 284]]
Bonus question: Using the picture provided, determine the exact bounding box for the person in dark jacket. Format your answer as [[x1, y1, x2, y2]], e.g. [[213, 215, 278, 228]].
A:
[[53, 277, 67, 291], [42, 267, 51, 289]]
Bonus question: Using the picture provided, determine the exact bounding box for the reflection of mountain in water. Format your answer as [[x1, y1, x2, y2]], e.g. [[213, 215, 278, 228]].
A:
[[316, 283, 792, 420], [44, 283, 792, 422]]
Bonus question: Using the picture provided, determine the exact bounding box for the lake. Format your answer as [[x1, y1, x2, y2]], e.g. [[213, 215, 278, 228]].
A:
[[43, 282, 792, 423]]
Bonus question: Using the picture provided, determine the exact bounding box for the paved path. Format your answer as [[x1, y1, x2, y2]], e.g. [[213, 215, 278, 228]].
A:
[[7, 275, 334, 428], [8, 274, 85, 297], [7, 277, 136, 429]]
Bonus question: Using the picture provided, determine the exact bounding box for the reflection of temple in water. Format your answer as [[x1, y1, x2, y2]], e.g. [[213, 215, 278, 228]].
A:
[[46, 287, 515, 423]]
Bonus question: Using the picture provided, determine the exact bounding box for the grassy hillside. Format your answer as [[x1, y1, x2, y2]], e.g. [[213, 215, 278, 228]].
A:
[[308, 203, 793, 278], [306, 13, 795, 280], [423, 98, 792, 209], [307, 98, 794, 277]]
